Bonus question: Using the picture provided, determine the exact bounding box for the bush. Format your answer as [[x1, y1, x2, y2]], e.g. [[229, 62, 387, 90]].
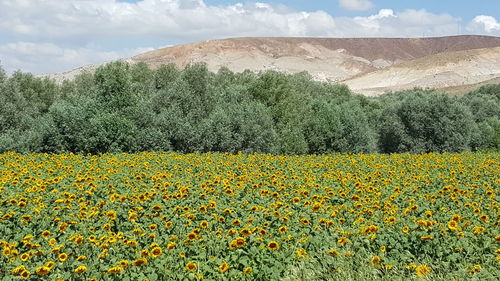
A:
[[378, 90, 477, 153], [0, 63, 498, 154]]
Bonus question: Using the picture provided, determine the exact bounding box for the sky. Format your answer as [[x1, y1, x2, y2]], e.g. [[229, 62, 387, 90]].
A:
[[1, 0, 500, 74]]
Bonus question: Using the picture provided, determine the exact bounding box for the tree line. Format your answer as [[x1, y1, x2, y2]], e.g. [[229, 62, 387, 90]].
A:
[[0, 62, 498, 154]]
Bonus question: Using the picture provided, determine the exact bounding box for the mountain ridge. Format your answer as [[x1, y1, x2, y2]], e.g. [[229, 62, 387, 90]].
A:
[[41, 35, 500, 96]]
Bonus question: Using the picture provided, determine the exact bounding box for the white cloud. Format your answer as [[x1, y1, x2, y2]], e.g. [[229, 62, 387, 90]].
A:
[[0, 42, 150, 74], [0, 1, 498, 74], [398, 9, 456, 26], [352, 9, 395, 32], [339, 0, 374, 11], [335, 9, 461, 38], [468, 15, 500, 33]]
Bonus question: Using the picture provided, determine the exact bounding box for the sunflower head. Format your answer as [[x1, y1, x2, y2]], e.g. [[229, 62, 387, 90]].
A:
[[35, 266, 51, 275], [185, 261, 197, 272], [74, 265, 88, 274], [267, 241, 279, 250], [151, 247, 162, 258], [133, 258, 148, 266], [219, 261, 230, 273]]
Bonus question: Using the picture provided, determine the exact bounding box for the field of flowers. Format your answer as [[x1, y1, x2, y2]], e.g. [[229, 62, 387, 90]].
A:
[[0, 152, 499, 281]]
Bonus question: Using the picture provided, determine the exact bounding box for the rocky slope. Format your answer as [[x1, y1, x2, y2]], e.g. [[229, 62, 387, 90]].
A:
[[43, 35, 500, 96]]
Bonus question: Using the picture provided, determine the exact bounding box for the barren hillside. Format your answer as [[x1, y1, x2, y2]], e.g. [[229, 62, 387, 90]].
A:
[[343, 46, 500, 96], [43, 35, 500, 95]]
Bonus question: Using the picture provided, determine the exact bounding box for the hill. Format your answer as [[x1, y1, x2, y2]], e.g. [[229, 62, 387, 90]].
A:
[[43, 35, 500, 95]]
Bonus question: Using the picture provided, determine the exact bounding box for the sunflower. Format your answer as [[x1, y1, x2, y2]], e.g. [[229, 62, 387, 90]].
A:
[[240, 228, 252, 237], [185, 261, 197, 272], [420, 235, 433, 241], [20, 252, 29, 262], [405, 264, 417, 270], [167, 242, 176, 250], [267, 241, 279, 250], [469, 264, 481, 275], [41, 230, 51, 239], [45, 261, 55, 269], [337, 237, 349, 246], [74, 265, 87, 274], [415, 264, 431, 277], [11, 265, 27, 275], [2, 247, 10, 257], [295, 248, 307, 259], [479, 214, 489, 221], [230, 237, 246, 248], [278, 226, 288, 234], [311, 202, 322, 211], [370, 256, 382, 266], [151, 247, 162, 258], [447, 220, 460, 231], [119, 260, 130, 268], [35, 266, 51, 275], [473, 226, 485, 235], [107, 266, 124, 274], [382, 264, 393, 270], [127, 240, 138, 247], [20, 270, 30, 279], [58, 252, 69, 262], [368, 225, 379, 233], [243, 267, 252, 275], [326, 249, 340, 256], [219, 261, 230, 273], [133, 258, 148, 266]]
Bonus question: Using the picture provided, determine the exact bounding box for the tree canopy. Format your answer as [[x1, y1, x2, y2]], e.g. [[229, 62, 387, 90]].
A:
[[0, 62, 498, 154]]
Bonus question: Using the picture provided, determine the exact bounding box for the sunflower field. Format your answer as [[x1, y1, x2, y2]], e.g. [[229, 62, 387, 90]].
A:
[[0, 152, 499, 281]]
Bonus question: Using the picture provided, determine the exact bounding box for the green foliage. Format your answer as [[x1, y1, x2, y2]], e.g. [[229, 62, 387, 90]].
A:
[[94, 61, 135, 110], [84, 112, 138, 153], [0, 63, 498, 154], [48, 98, 98, 153], [0, 64, 6, 83], [378, 90, 478, 153], [9, 72, 58, 114], [200, 99, 277, 153], [153, 63, 180, 90], [305, 99, 343, 153]]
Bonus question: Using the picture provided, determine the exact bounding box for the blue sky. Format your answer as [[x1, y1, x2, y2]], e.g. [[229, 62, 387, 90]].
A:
[[209, 0, 500, 20], [120, 0, 500, 21], [1, 0, 500, 74]]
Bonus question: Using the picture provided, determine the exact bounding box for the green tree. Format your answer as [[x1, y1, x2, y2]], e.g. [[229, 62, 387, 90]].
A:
[[0, 64, 6, 83], [199, 85, 277, 153], [48, 98, 97, 153], [83, 112, 138, 154], [94, 61, 135, 110], [154, 63, 180, 90], [379, 90, 477, 153]]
